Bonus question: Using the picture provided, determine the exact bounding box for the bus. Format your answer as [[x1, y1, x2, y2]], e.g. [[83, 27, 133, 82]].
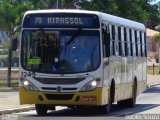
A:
[[17, 9, 147, 115]]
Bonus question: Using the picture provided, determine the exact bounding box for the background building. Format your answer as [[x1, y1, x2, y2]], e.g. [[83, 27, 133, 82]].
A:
[[146, 28, 159, 59]]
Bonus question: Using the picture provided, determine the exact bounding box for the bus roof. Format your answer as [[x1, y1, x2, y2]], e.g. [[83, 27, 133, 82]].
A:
[[24, 9, 145, 31], [100, 13, 145, 31]]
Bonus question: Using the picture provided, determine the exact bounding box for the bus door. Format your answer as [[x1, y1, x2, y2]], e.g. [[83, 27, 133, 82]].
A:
[[102, 24, 110, 86]]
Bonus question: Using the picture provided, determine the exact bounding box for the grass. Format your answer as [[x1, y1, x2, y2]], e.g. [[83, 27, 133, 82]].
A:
[[0, 80, 19, 84], [0, 86, 19, 91], [147, 66, 159, 75], [0, 80, 19, 91]]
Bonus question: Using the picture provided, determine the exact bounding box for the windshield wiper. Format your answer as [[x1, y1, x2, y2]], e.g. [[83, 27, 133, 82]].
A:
[[66, 28, 82, 45]]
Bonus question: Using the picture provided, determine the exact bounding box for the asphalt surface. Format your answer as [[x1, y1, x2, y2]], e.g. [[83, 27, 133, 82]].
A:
[[1, 84, 159, 120]]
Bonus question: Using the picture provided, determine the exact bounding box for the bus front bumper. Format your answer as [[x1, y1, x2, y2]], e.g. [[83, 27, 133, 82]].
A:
[[19, 86, 109, 106]]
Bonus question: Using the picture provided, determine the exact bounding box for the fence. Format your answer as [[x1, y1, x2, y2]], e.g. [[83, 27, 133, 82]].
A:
[[0, 68, 19, 87]]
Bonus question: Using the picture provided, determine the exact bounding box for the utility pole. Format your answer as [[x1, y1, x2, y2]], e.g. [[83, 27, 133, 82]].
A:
[[7, 26, 21, 87], [7, 31, 13, 87]]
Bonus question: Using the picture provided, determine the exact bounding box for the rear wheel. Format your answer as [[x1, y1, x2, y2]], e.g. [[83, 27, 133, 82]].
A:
[[109, 82, 115, 111], [35, 104, 48, 116], [118, 81, 137, 108], [127, 81, 137, 107]]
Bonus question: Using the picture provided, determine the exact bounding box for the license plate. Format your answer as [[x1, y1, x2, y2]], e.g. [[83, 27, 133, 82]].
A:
[[82, 96, 97, 101]]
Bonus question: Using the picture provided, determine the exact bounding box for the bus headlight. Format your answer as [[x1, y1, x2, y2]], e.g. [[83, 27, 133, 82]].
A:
[[80, 80, 98, 92], [23, 80, 39, 91]]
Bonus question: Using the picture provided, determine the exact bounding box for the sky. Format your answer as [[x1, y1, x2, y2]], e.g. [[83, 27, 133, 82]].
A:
[[150, 0, 160, 4]]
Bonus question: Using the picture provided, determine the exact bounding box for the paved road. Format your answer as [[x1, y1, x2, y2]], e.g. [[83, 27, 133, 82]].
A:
[[1, 85, 160, 120]]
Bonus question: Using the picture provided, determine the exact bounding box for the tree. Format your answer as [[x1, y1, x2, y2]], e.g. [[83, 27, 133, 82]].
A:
[[153, 33, 160, 43], [0, 0, 31, 86], [1, 0, 160, 86], [21, 0, 78, 9], [80, 0, 160, 29]]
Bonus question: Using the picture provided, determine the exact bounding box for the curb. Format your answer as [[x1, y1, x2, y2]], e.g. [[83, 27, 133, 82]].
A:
[[147, 83, 160, 88], [0, 106, 35, 115]]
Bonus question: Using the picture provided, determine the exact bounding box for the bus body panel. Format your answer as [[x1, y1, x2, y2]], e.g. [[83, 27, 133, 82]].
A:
[[19, 86, 110, 106], [19, 10, 147, 108]]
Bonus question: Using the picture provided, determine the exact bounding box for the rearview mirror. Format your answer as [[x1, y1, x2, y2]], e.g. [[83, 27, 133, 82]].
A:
[[11, 25, 21, 51]]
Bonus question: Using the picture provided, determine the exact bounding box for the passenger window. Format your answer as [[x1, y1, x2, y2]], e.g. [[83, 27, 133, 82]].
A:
[[132, 30, 136, 56], [121, 27, 125, 56], [129, 29, 133, 56], [112, 25, 115, 40], [141, 32, 145, 57], [126, 28, 131, 56], [124, 28, 128, 56], [144, 33, 147, 57], [137, 31, 141, 56], [109, 25, 115, 56], [102, 24, 110, 57], [140, 32, 143, 56], [115, 26, 119, 56], [134, 31, 138, 56], [118, 27, 122, 56]]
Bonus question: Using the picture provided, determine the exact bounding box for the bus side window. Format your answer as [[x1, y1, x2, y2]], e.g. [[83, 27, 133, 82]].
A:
[[144, 33, 147, 57], [118, 26, 122, 56], [126, 28, 131, 56], [102, 24, 110, 57], [129, 29, 133, 56], [115, 26, 119, 56], [109, 25, 113, 56], [137, 31, 141, 57], [140, 31, 143, 57], [142, 32, 146, 57], [132, 30, 136, 56], [121, 27, 125, 56], [124, 28, 128, 56], [135, 31, 138, 56], [112, 25, 115, 55], [145, 32, 147, 57]]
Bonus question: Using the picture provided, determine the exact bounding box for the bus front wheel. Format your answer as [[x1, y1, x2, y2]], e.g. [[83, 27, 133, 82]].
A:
[[99, 104, 110, 114], [35, 104, 48, 116]]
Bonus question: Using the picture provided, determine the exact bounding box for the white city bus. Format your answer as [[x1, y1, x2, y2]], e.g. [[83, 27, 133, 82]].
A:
[[18, 9, 147, 115]]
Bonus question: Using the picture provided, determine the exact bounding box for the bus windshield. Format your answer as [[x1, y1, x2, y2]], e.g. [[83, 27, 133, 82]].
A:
[[21, 30, 100, 74]]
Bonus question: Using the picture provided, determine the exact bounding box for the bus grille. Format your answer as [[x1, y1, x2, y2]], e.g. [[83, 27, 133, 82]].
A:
[[42, 87, 77, 91], [34, 77, 85, 84], [45, 94, 74, 100]]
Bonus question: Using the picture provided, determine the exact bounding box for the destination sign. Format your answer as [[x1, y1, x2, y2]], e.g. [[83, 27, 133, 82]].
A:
[[23, 13, 100, 28], [30, 17, 92, 26]]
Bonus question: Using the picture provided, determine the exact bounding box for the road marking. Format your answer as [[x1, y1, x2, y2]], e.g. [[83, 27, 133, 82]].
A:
[[114, 112, 133, 117], [143, 105, 158, 110]]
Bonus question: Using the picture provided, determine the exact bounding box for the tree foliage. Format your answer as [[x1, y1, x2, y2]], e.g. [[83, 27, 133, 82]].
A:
[[153, 33, 160, 43], [0, 0, 32, 30], [0, 0, 160, 30], [80, 0, 160, 29]]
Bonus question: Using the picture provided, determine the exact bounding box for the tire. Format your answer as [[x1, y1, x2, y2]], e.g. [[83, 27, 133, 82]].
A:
[[117, 100, 126, 108], [75, 105, 84, 109], [68, 105, 76, 109], [110, 82, 115, 111], [117, 81, 137, 108], [127, 82, 137, 107], [35, 104, 48, 116], [99, 104, 110, 114], [99, 83, 114, 114]]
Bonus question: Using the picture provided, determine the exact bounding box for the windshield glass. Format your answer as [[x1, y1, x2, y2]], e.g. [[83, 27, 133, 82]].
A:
[[21, 30, 100, 74]]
